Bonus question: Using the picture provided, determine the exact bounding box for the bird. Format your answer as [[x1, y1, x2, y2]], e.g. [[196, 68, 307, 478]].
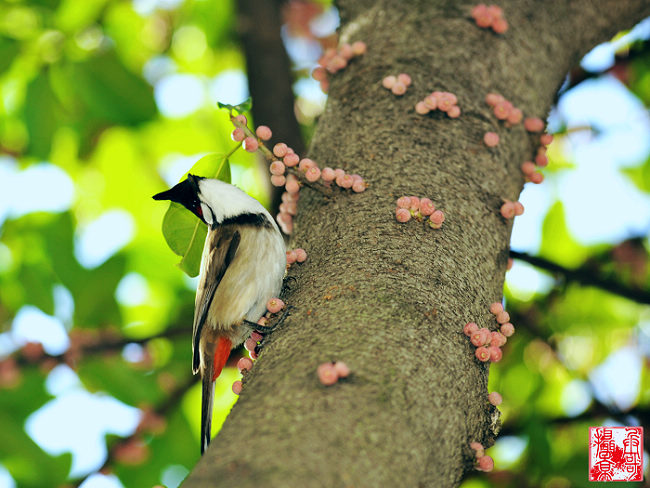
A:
[[153, 174, 286, 453]]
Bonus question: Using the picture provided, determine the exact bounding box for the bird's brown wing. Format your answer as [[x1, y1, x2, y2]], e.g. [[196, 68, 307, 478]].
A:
[[191, 226, 241, 374]]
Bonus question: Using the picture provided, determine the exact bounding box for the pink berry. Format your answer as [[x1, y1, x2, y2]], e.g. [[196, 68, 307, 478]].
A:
[[326, 55, 347, 73], [513, 201, 524, 216], [524, 117, 544, 132], [471, 328, 490, 346], [273, 143, 288, 158], [317, 363, 338, 386], [487, 5, 503, 17], [437, 97, 454, 112], [488, 391, 503, 406], [270, 161, 286, 175], [338, 43, 353, 60], [334, 361, 350, 378], [471, 3, 488, 19], [540, 133, 554, 146], [270, 175, 286, 187], [424, 94, 438, 110], [237, 357, 253, 372], [284, 153, 299, 167], [408, 196, 420, 211], [391, 82, 407, 96], [285, 178, 300, 195], [470, 441, 485, 457], [396, 196, 411, 209], [295, 248, 307, 263], [488, 346, 503, 362], [249, 349, 259, 360], [500, 201, 515, 219], [447, 105, 461, 118], [234, 114, 247, 125], [352, 180, 366, 193], [521, 161, 536, 176], [397, 73, 412, 86], [243, 137, 258, 152], [492, 17, 508, 33], [489, 302, 503, 315], [500, 323, 515, 337], [535, 153, 548, 166], [319, 79, 329, 93], [485, 92, 504, 106], [530, 172, 544, 184], [506, 108, 522, 126], [396, 208, 411, 223], [491, 331, 507, 347], [321, 167, 336, 182], [415, 101, 430, 114], [336, 174, 354, 189], [351, 41, 367, 55], [305, 166, 321, 182], [483, 131, 499, 147], [312, 67, 327, 81], [493, 101, 511, 120], [334, 168, 345, 178], [382, 75, 396, 89], [477, 455, 494, 472], [506, 258, 513, 270], [298, 158, 316, 172], [244, 337, 257, 352], [430, 210, 445, 225], [251, 330, 264, 341], [231, 128, 245, 142], [464, 322, 479, 336], [232, 380, 243, 395], [266, 297, 285, 314], [255, 125, 272, 141], [475, 347, 490, 362], [496, 310, 510, 324], [475, 12, 493, 28], [419, 198, 435, 216], [286, 250, 297, 264]]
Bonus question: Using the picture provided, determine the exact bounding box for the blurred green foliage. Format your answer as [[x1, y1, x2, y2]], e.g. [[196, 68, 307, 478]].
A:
[[0, 1, 648, 487]]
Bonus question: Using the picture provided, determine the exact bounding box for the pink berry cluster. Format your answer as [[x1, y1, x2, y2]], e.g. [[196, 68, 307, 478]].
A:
[[382, 73, 412, 96], [499, 199, 524, 219], [485, 93, 522, 127], [470, 4, 508, 34], [415, 91, 461, 118], [230, 115, 271, 153], [395, 196, 445, 229], [313, 41, 367, 93], [286, 248, 307, 268], [470, 442, 495, 472], [317, 361, 350, 386], [464, 302, 514, 363], [521, 132, 552, 184], [229, 114, 367, 235]]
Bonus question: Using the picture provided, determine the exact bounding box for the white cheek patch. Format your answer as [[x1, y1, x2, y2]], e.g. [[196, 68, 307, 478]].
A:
[[200, 203, 214, 225]]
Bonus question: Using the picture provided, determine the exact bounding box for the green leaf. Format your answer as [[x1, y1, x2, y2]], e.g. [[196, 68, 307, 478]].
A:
[[539, 201, 588, 268], [160, 155, 230, 277], [66, 51, 157, 126], [0, 36, 19, 74], [23, 72, 63, 158], [622, 155, 650, 194], [217, 97, 252, 114]]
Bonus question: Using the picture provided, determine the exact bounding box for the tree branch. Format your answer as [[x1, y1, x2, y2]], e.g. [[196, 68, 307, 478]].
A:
[[509, 250, 650, 305]]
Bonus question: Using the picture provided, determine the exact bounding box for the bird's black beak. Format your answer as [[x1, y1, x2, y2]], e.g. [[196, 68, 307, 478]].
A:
[[153, 175, 201, 202]]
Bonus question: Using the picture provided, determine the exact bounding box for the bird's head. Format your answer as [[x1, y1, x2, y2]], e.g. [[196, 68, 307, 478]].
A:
[[153, 174, 209, 223]]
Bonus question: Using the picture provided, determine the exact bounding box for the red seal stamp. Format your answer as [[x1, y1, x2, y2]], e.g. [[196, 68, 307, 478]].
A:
[[589, 426, 643, 481]]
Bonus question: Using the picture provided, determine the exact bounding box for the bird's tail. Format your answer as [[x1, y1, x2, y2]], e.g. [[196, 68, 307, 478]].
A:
[[200, 336, 232, 454]]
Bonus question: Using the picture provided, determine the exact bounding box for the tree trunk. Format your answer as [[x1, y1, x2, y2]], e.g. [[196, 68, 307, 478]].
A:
[[183, 1, 650, 486]]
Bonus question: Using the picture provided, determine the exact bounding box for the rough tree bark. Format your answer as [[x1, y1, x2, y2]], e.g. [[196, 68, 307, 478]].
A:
[[183, 1, 650, 487]]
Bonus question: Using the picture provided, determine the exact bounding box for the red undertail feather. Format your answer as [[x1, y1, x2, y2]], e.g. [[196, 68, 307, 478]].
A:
[[212, 337, 232, 381]]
